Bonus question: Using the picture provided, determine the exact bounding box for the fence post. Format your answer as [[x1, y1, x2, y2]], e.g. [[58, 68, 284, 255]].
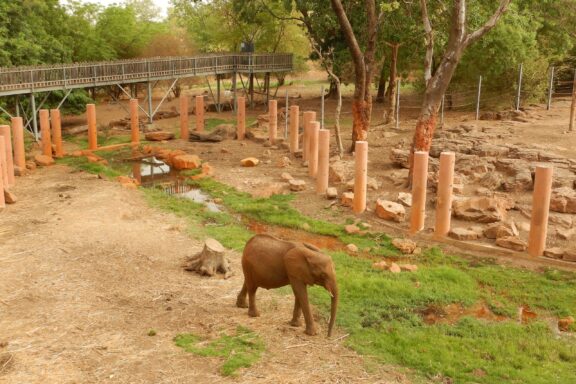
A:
[[440, 95, 445, 126], [353, 141, 368, 214], [527, 166, 553, 257], [475, 75, 482, 120], [285, 89, 289, 139], [434, 152, 455, 237], [395, 79, 401, 129], [547, 66, 555, 110], [410, 151, 429, 234], [515, 63, 523, 111], [570, 70, 576, 132]]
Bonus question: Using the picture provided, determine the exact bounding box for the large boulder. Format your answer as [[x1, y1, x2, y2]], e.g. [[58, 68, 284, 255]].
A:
[[484, 222, 519, 239], [172, 154, 202, 170], [550, 187, 576, 214], [390, 149, 409, 169], [496, 236, 527, 252], [329, 160, 354, 183], [145, 131, 174, 141], [34, 154, 55, 167], [449, 228, 480, 241], [375, 199, 406, 222], [452, 197, 510, 223]]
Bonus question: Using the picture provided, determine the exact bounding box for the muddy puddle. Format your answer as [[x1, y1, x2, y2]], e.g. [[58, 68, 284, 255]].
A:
[[420, 302, 508, 325], [248, 222, 345, 251]]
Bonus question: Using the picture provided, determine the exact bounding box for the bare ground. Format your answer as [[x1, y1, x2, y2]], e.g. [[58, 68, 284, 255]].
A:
[[0, 165, 410, 383]]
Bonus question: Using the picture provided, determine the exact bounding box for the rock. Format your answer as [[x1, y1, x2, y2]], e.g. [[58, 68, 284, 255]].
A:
[[345, 224, 361, 234], [345, 176, 381, 191], [240, 157, 260, 167], [453, 184, 465, 194], [4, 189, 17, 204], [167, 150, 187, 165], [346, 243, 358, 253], [479, 172, 504, 190], [301, 223, 311, 231], [34, 154, 55, 167], [397, 192, 412, 207], [385, 169, 410, 186], [503, 171, 533, 193], [449, 228, 480, 241], [277, 156, 291, 168], [550, 187, 576, 214], [392, 238, 417, 254], [341, 192, 354, 207], [172, 154, 202, 170], [564, 250, 576, 262], [372, 261, 388, 270], [280, 172, 293, 181], [326, 187, 338, 200], [472, 144, 510, 157], [390, 149, 410, 168], [516, 221, 531, 232], [329, 160, 354, 183], [556, 227, 576, 241], [399, 264, 418, 272], [558, 316, 574, 332], [389, 263, 401, 274], [145, 131, 174, 141], [452, 197, 510, 223], [26, 161, 37, 171], [484, 222, 519, 239], [543, 248, 565, 259], [495, 236, 527, 252], [549, 214, 573, 229], [288, 179, 306, 192], [13, 166, 28, 177], [262, 149, 272, 158], [252, 183, 285, 198], [375, 200, 406, 222]]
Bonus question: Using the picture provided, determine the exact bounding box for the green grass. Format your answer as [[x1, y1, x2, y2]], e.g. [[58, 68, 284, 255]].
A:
[[205, 118, 230, 132], [64, 133, 132, 149], [57, 156, 123, 179], [174, 326, 264, 376]]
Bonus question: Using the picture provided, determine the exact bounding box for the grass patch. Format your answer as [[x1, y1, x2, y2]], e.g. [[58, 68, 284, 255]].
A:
[[174, 326, 264, 376], [56, 156, 122, 179], [205, 118, 230, 132], [65, 133, 132, 149]]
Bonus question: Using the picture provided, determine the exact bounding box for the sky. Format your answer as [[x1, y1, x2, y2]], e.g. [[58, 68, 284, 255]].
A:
[[60, 0, 170, 20]]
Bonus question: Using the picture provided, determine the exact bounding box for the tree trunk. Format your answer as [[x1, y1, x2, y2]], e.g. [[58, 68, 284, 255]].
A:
[[376, 63, 386, 103], [383, 44, 399, 124], [183, 238, 232, 278]]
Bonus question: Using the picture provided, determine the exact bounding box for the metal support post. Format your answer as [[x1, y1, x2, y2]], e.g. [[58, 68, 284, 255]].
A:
[[475, 75, 482, 120], [321, 85, 325, 129], [232, 72, 237, 112], [147, 81, 153, 123], [440, 95, 445, 126], [395, 79, 401, 130], [516, 63, 523, 111], [30, 93, 38, 140], [216, 75, 221, 113], [547, 66, 555, 110]]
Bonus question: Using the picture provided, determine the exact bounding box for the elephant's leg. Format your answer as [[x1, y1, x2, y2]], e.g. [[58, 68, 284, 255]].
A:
[[247, 285, 260, 317], [290, 280, 317, 336], [236, 282, 248, 308], [289, 296, 302, 327]]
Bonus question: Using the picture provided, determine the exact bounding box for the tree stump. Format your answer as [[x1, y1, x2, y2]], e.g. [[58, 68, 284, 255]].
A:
[[183, 238, 232, 278]]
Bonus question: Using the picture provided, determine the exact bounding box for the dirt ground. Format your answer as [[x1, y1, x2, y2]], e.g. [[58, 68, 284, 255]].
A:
[[0, 165, 410, 383]]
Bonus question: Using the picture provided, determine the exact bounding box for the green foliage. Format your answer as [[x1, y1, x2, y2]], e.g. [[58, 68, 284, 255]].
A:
[[174, 326, 264, 376]]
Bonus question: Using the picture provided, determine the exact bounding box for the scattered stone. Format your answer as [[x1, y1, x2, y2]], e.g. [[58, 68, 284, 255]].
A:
[[13, 166, 28, 177], [240, 157, 260, 167], [543, 248, 565, 259], [452, 197, 509, 223], [372, 261, 388, 270], [399, 264, 418, 272], [288, 179, 306, 192], [145, 131, 174, 141], [564, 250, 576, 262], [329, 160, 354, 183], [252, 183, 285, 198], [301, 223, 311, 231], [549, 214, 573, 229], [345, 176, 381, 191], [449, 228, 479, 241], [280, 172, 293, 181], [117, 175, 140, 189], [262, 149, 272, 158], [4, 190, 17, 204], [556, 227, 576, 241], [453, 184, 465, 194], [397, 192, 412, 207], [550, 187, 576, 214], [345, 224, 361, 234], [390, 149, 410, 168], [484, 222, 519, 239], [71, 150, 83, 157], [375, 199, 406, 222], [34, 154, 55, 167], [392, 238, 417, 254], [277, 156, 291, 168], [326, 187, 338, 200], [220, 148, 231, 154], [558, 316, 574, 332], [346, 243, 358, 253], [341, 192, 354, 207], [495, 236, 527, 252], [172, 154, 202, 170], [389, 263, 401, 274]]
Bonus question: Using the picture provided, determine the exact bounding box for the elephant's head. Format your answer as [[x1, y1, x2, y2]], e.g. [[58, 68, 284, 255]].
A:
[[286, 243, 339, 337]]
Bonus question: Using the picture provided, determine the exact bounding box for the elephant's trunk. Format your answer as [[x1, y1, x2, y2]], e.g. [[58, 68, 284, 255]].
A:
[[327, 287, 338, 337]]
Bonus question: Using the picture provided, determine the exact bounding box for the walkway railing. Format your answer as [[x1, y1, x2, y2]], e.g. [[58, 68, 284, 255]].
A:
[[0, 53, 293, 96]]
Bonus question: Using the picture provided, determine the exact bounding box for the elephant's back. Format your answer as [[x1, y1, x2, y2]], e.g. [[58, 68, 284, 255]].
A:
[[242, 234, 292, 288]]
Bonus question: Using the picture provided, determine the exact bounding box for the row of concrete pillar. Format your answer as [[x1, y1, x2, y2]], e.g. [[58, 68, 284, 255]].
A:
[[178, 95, 206, 140], [0, 116, 32, 207]]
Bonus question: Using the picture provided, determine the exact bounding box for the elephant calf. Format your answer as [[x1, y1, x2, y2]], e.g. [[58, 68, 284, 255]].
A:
[[236, 234, 338, 337]]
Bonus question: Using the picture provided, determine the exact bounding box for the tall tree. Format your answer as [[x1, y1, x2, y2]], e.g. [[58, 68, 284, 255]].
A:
[[410, 0, 511, 167]]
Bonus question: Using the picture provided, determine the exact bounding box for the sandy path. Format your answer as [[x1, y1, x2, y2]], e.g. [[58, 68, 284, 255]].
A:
[[0, 165, 408, 383]]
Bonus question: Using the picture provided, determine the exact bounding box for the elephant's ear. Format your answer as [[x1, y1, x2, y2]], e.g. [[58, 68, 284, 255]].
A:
[[284, 246, 316, 285], [301, 247, 333, 282]]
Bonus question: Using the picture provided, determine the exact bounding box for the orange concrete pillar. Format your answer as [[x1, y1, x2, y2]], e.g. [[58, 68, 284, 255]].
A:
[[289, 105, 299, 153], [353, 141, 368, 214], [179, 96, 188, 141], [308, 121, 320, 177], [528, 166, 554, 256], [316, 129, 330, 194], [268, 99, 277, 144], [195, 95, 204, 132], [86, 104, 97, 150], [130, 99, 140, 144], [0, 137, 5, 207], [410, 151, 429, 233], [302, 111, 316, 162], [434, 152, 455, 237], [0, 125, 15, 187], [39, 109, 52, 158], [50, 109, 63, 158], [132, 162, 142, 184], [237, 96, 246, 140], [11, 117, 25, 171]]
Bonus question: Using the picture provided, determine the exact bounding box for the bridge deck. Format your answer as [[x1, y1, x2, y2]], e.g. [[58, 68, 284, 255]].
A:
[[0, 53, 293, 97]]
